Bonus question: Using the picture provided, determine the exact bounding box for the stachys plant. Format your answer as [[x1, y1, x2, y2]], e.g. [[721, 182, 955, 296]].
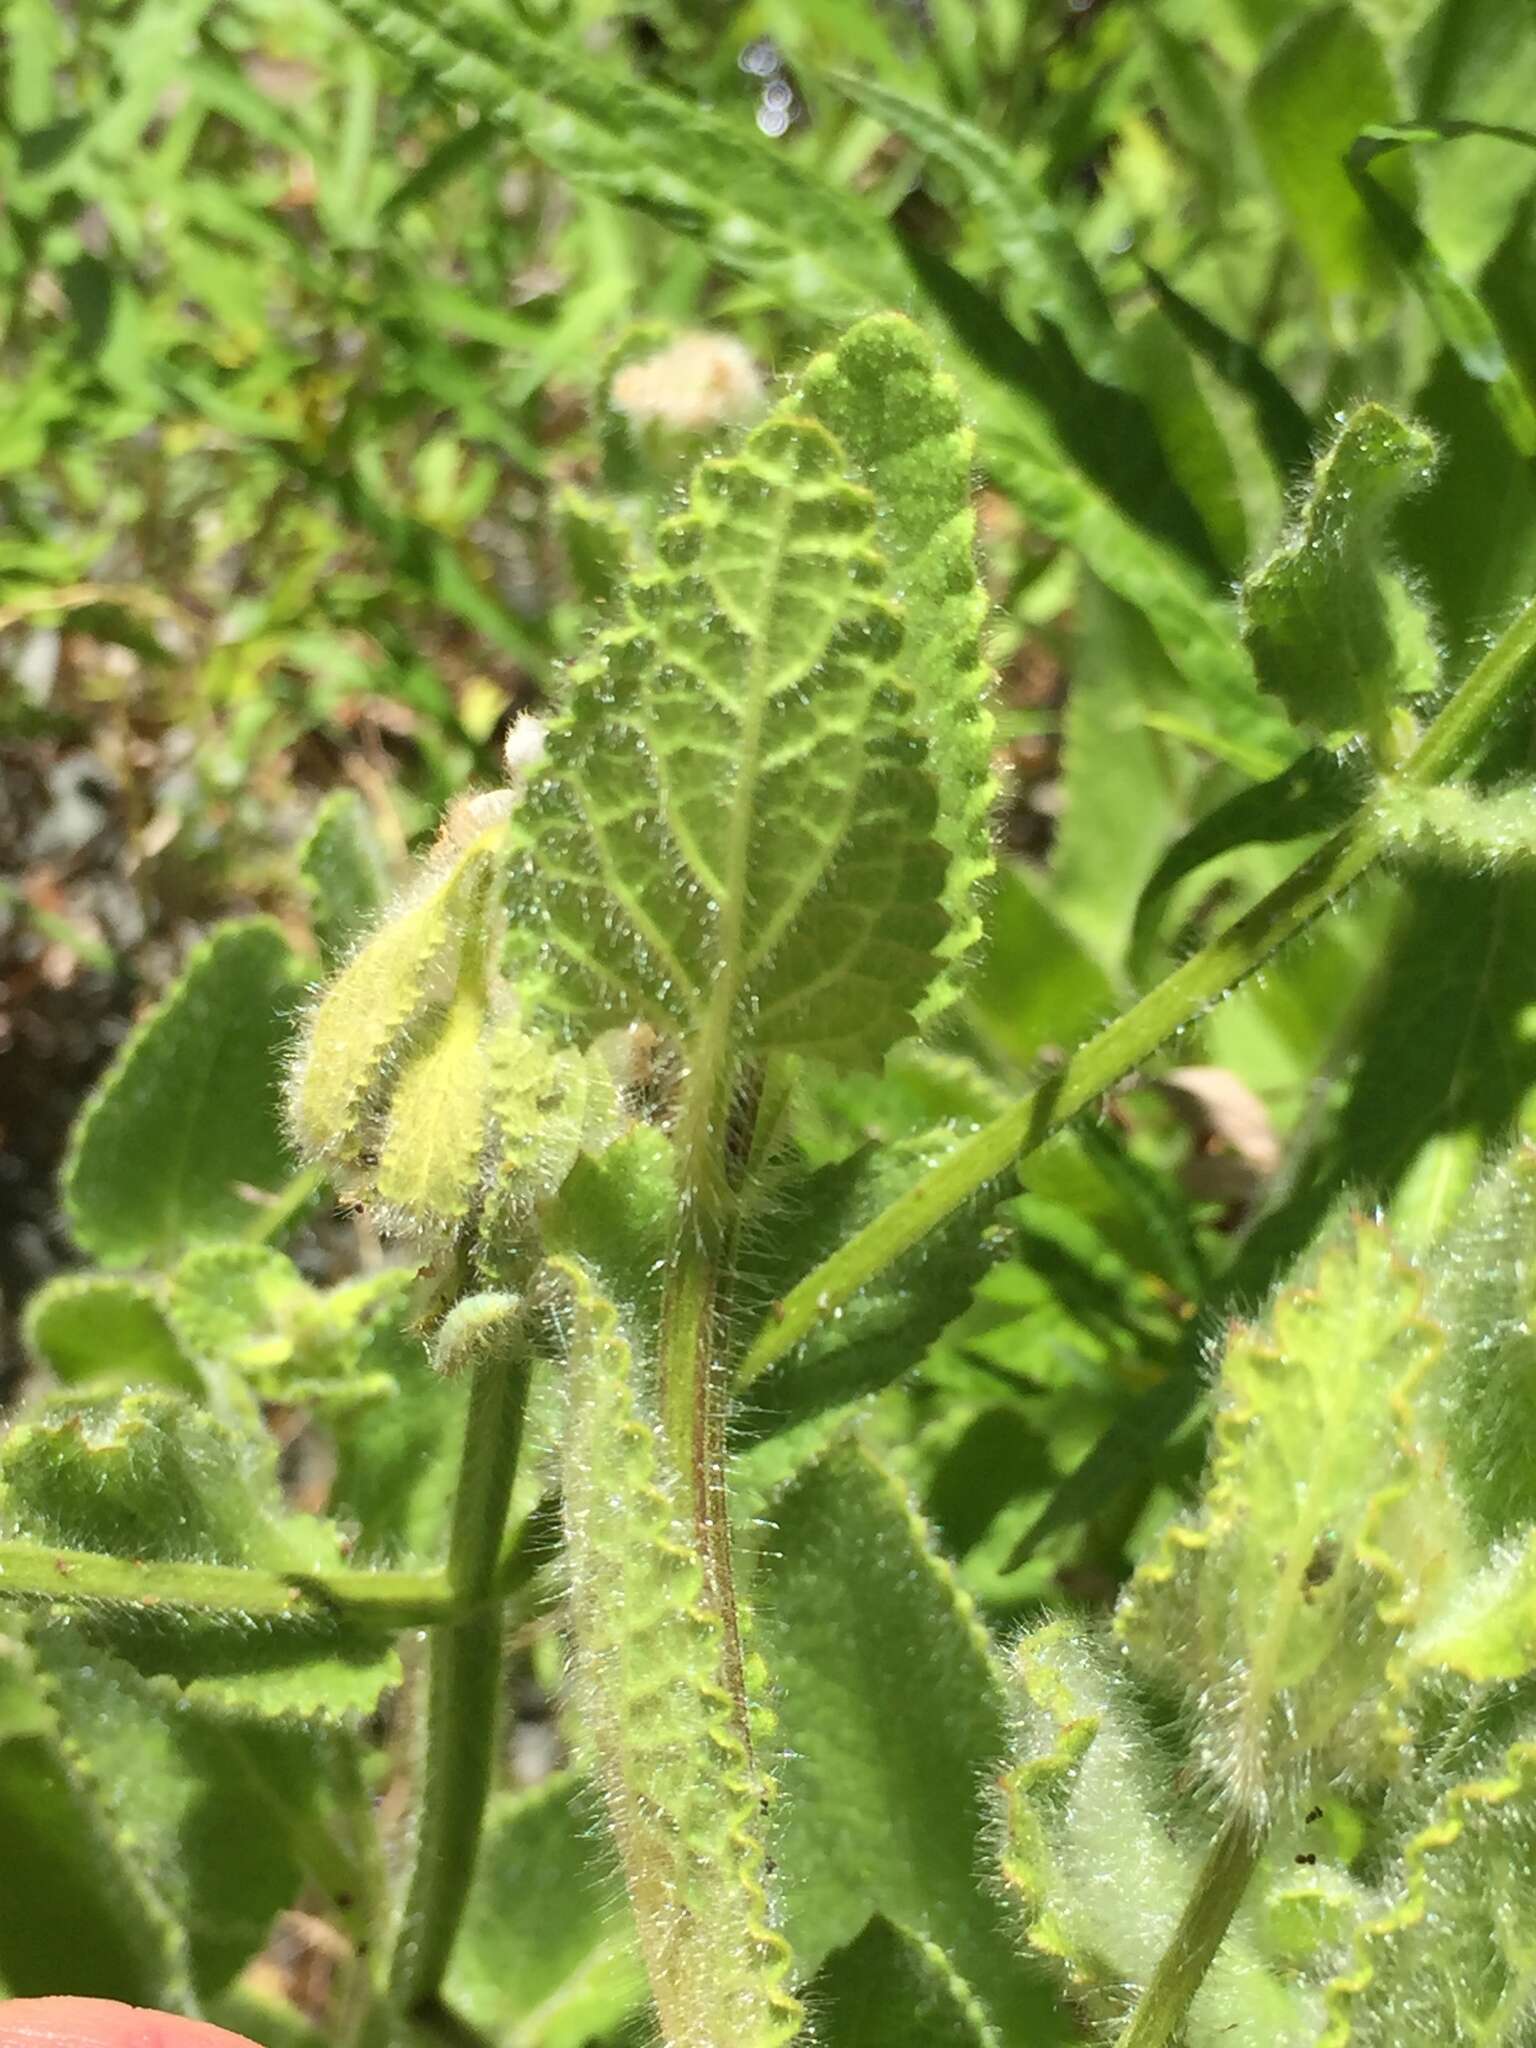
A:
[[14, 310, 1536, 2048]]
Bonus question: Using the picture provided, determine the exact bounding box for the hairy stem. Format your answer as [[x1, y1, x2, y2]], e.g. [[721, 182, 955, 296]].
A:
[[658, 1044, 758, 1759], [1115, 1812, 1266, 2048], [0, 1540, 452, 1625], [389, 1320, 532, 2018], [740, 592, 1536, 1385]]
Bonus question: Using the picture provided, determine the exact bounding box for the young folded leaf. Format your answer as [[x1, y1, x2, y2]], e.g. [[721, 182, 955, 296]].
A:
[[505, 411, 949, 1071], [1000, 1617, 1320, 2046], [1322, 1738, 1536, 2045], [796, 314, 996, 1012], [556, 1258, 802, 2048], [1117, 1221, 1467, 1817], [288, 826, 500, 1194], [1240, 403, 1438, 755]]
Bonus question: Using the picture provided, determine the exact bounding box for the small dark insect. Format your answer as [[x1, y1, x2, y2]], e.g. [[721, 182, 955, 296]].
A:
[[1295, 1852, 1317, 1866], [1305, 1805, 1323, 1824]]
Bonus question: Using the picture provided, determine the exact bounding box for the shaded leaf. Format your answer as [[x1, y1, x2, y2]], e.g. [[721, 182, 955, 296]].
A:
[[760, 1443, 1057, 2040], [1240, 404, 1437, 749], [809, 1917, 1001, 2048], [63, 920, 303, 1267], [299, 788, 392, 969]]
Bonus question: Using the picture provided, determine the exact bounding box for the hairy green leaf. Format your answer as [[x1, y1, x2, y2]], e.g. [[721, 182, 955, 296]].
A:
[[0, 1622, 192, 2007], [23, 1274, 199, 1395], [445, 1774, 647, 2048], [558, 486, 633, 607], [166, 1244, 411, 1413], [63, 919, 303, 1267], [557, 1260, 802, 2048], [1118, 1221, 1464, 1816], [1240, 403, 1438, 749], [760, 1443, 1056, 2041], [1001, 1618, 1319, 2045], [507, 411, 947, 1066], [796, 314, 994, 1007], [0, 1393, 401, 1717], [1323, 1739, 1536, 2045]]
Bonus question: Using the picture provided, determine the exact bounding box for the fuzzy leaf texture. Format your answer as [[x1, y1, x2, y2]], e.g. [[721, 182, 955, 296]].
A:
[[760, 1443, 1054, 2040], [555, 1258, 802, 2048], [1240, 403, 1438, 750], [506, 401, 949, 1068], [1117, 1221, 1466, 1818], [1322, 1738, 1536, 2045], [1000, 1618, 1321, 2045], [0, 1621, 326, 2005], [444, 1774, 647, 2047], [288, 826, 500, 1235], [808, 1918, 1002, 2048], [795, 314, 996, 1009], [0, 1392, 401, 1718]]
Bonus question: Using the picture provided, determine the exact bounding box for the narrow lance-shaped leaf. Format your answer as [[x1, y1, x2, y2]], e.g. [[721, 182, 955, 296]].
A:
[[556, 1259, 802, 2048], [1240, 403, 1438, 751], [1348, 120, 1536, 462], [796, 314, 995, 1011], [507, 411, 948, 1068]]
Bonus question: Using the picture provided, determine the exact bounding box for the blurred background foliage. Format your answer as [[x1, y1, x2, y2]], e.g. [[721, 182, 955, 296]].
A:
[[7, 3, 1536, 2006]]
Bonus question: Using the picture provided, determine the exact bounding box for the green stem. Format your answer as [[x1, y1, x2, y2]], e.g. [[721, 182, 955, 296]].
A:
[[0, 1540, 452, 1625], [739, 592, 1536, 1387], [1116, 1812, 1266, 2048], [389, 1321, 533, 2018], [657, 1046, 758, 1760]]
